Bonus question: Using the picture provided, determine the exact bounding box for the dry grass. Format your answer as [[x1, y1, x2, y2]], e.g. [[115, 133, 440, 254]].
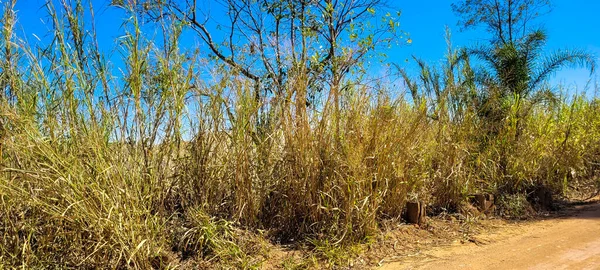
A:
[[0, 1, 598, 269]]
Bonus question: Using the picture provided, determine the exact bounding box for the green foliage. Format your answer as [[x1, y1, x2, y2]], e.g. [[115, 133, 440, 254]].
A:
[[496, 193, 535, 219]]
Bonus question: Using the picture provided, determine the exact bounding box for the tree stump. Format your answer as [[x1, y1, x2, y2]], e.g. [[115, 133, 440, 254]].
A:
[[405, 201, 426, 225], [472, 193, 495, 212], [530, 186, 554, 210]]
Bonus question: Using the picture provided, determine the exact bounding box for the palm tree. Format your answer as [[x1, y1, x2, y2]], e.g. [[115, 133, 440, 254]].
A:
[[468, 29, 595, 138]]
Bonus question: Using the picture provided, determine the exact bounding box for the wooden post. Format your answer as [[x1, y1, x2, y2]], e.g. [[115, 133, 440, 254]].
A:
[[531, 187, 553, 210], [406, 201, 426, 225]]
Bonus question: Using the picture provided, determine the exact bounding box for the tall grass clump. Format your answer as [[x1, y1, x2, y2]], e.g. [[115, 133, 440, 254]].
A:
[[0, 0, 598, 268]]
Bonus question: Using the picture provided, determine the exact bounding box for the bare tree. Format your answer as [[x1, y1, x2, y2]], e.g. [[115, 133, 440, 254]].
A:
[[133, 0, 403, 131], [452, 0, 551, 45]]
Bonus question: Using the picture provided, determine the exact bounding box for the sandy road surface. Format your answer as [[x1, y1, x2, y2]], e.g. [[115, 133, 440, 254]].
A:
[[380, 202, 600, 270]]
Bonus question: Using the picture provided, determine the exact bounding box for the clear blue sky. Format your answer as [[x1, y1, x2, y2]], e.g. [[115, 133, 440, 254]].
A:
[[394, 0, 600, 92], [10, 0, 600, 93]]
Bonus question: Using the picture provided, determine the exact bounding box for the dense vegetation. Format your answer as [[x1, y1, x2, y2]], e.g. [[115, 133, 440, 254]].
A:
[[0, 0, 598, 268]]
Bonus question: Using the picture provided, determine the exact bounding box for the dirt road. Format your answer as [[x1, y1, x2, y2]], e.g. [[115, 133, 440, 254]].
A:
[[380, 202, 600, 270]]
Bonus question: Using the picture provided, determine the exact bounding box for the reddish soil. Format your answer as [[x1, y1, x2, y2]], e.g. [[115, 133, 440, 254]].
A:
[[379, 201, 600, 270]]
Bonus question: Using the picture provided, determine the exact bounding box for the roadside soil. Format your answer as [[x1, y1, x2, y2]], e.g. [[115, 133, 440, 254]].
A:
[[379, 199, 600, 270]]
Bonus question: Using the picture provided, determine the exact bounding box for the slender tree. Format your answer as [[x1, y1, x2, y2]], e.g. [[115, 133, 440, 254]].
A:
[[451, 0, 551, 45], [132, 0, 403, 134]]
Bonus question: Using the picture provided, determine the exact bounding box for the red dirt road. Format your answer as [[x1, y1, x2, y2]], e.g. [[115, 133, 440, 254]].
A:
[[380, 202, 600, 270]]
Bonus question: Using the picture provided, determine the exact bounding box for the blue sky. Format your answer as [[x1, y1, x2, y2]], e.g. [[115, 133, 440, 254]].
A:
[[9, 0, 600, 93], [394, 0, 600, 92]]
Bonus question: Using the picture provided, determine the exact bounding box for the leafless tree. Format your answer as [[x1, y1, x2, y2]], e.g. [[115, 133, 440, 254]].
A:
[[452, 0, 551, 44], [132, 0, 403, 132]]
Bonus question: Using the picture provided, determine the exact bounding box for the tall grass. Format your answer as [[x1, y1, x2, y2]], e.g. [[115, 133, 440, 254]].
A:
[[0, 1, 598, 268]]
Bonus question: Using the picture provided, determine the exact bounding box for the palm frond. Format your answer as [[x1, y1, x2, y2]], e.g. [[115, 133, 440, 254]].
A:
[[529, 49, 596, 92], [521, 29, 547, 61], [467, 44, 499, 72], [394, 63, 420, 103]]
